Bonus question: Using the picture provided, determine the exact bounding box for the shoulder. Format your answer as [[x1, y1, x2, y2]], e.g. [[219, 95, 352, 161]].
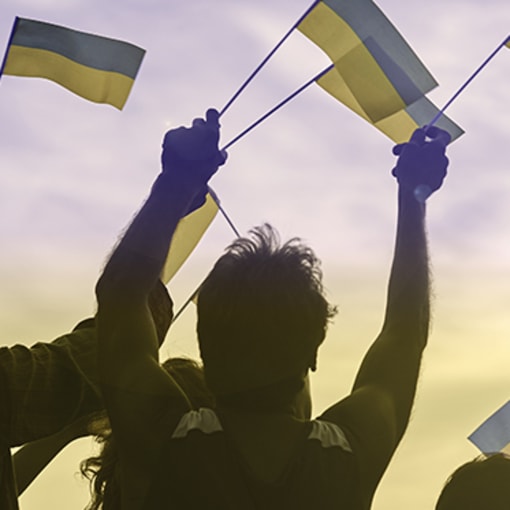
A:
[[308, 418, 353, 453], [172, 408, 223, 438], [0, 321, 101, 446]]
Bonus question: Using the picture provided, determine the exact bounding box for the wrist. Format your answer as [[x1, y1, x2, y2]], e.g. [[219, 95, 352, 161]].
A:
[[151, 172, 199, 212], [398, 185, 426, 213]]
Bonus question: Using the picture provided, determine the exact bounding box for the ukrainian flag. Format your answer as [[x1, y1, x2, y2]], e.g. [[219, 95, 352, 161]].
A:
[[161, 190, 220, 284], [0, 17, 145, 109], [317, 67, 464, 143], [299, 0, 464, 142]]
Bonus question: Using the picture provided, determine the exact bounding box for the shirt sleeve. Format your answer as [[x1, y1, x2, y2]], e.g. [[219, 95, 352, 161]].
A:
[[0, 320, 103, 447]]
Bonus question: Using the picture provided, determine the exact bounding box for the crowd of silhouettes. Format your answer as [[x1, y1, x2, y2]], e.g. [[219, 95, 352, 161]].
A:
[[1, 108, 508, 510]]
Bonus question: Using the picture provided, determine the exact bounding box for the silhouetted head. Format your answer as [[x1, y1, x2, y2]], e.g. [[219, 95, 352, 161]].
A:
[[161, 357, 215, 409], [435, 453, 510, 510], [197, 224, 337, 408]]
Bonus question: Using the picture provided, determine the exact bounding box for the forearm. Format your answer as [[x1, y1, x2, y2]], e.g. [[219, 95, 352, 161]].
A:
[[96, 111, 223, 374], [383, 186, 430, 342], [96, 173, 195, 302], [13, 429, 78, 495], [352, 187, 430, 413]]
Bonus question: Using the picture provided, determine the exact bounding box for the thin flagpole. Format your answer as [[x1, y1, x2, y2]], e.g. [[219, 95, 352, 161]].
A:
[[222, 63, 334, 151], [207, 187, 241, 237], [427, 35, 510, 128], [0, 17, 20, 79], [171, 283, 201, 324], [219, 0, 320, 117], [415, 35, 509, 203]]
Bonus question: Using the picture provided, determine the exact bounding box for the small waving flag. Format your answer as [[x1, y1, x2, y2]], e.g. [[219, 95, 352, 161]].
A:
[[160, 190, 219, 284], [298, 1, 437, 120], [298, 0, 463, 142], [0, 17, 145, 109], [468, 401, 510, 455], [317, 66, 464, 143]]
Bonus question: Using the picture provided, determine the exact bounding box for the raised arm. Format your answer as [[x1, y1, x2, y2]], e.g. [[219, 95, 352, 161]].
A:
[[95, 109, 225, 473], [12, 414, 93, 496], [321, 127, 451, 506]]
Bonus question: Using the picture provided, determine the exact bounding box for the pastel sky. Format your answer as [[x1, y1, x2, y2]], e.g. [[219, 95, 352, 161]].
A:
[[1, 0, 509, 509]]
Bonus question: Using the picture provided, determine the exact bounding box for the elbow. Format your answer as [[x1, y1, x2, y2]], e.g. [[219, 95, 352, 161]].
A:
[[382, 313, 429, 352], [95, 268, 144, 313], [95, 271, 120, 309]]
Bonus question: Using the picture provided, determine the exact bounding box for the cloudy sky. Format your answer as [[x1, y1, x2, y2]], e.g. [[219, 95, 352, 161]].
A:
[[1, 0, 509, 508]]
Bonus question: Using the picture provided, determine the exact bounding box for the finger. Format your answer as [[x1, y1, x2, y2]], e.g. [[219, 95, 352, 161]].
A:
[[218, 150, 228, 166], [392, 143, 405, 156], [162, 127, 186, 147], [425, 126, 452, 148], [409, 127, 427, 145], [422, 138, 449, 160], [192, 118, 206, 128], [206, 108, 220, 127]]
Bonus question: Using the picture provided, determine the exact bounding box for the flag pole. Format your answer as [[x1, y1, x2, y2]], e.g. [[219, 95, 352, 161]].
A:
[[222, 63, 334, 151], [219, 0, 320, 117], [171, 284, 201, 324], [207, 186, 241, 237], [414, 35, 509, 203], [427, 35, 510, 128], [0, 17, 20, 79]]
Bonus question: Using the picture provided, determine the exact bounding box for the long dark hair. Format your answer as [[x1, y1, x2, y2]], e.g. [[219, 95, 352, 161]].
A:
[[80, 357, 214, 510]]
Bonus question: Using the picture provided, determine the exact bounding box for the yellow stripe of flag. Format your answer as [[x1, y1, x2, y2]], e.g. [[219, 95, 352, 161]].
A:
[[0, 17, 145, 109], [3, 46, 136, 110], [299, 1, 436, 122], [161, 191, 219, 284], [300, 1, 463, 142], [317, 66, 463, 143]]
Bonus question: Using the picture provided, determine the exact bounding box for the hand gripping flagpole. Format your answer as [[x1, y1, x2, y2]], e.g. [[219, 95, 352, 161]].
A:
[[219, 0, 320, 117], [413, 35, 510, 203]]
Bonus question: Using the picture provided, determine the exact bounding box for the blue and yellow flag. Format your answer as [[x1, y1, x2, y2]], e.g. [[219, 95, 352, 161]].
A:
[[298, 0, 464, 142], [317, 65, 464, 143], [161, 189, 220, 284], [0, 17, 145, 109]]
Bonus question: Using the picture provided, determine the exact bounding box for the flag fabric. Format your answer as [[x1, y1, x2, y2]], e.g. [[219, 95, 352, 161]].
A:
[[298, 0, 464, 142], [0, 17, 145, 109], [468, 401, 510, 455], [318, 65, 464, 143], [160, 189, 219, 284]]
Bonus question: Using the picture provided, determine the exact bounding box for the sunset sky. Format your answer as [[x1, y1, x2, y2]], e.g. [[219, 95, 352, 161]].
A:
[[1, 0, 510, 508]]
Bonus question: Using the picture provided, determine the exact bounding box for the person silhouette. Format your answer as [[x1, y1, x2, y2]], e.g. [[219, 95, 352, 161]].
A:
[[95, 109, 451, 509], [435, 453, 510, 510], [2, 281, 172, 510]]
